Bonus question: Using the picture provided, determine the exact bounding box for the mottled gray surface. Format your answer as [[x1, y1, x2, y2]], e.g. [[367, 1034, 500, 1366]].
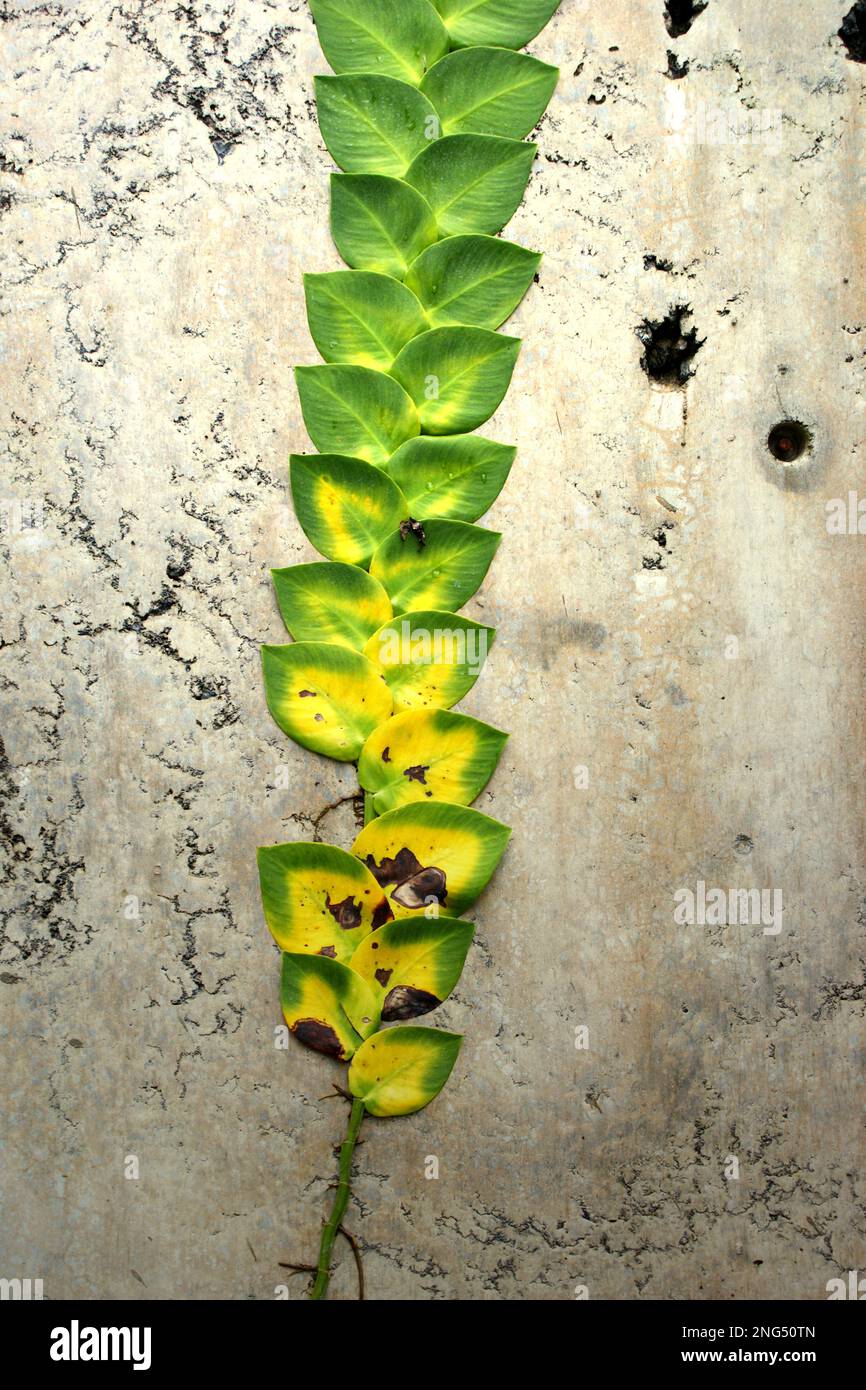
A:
[[1, 0, 865, 1301]]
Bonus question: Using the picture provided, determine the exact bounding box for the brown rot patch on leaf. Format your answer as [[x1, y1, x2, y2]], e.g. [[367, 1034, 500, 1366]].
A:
[[364, 848, 447, 909], [371, 898, 394, 929], [292, 1019, 344, 1057], [375, 967, 393, 987], [392, 866, 447, 910], [298, 689, 317, 697], [326, 894, 362, 930], [399, 517, 426, 547], [382, 986, 441, 1021], [364, 846, 423, 887], [318, 945, 337, 958], [404, 764, 429, 784], [381, 746, 391, 763]]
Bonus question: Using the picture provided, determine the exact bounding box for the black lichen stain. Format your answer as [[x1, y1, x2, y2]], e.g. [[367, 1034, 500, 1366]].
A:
[[292, 1018, 344, 1057], [665, 50, 689, 79], [326, 894, 362, 930], [840, 2, 866, 61], [636, 305, 704, 386], [664, 0, 707, 39], [375, 967, 393, 987], [404, 764, 429, 784], [382, 985, 441, 1021]]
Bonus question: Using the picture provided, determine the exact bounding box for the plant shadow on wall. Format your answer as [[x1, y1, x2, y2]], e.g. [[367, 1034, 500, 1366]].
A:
[[255, 0, 562, 1301]]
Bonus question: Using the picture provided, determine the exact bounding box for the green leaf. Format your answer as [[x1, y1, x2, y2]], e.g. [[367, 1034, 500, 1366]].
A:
[[405, 234, 540, 329], [316, 74, 440, 177], [330, 173, 438, 279], [262, 641, 392, 760], [304, 271, 429, 370], [406, 134, 536, 236], [350, 917, 474, 1019], [295, 365, 420, 465], [420, 48, 558, 139], [280, 952, 380, 1059], [257, 841, 392, 961], [271, 562, 392, 649], [431, 0, 561, 50], [348, 1025, 462, 1116], [290, 454, 409, 567], [310, 0, 449, 84], [359, 707, 507, 811], [351, 799, 511, 917], [390, 326, 520, 433], [363, 610, 495, 711], [369, 519, 500, 614], [383, 434, 515, 522]]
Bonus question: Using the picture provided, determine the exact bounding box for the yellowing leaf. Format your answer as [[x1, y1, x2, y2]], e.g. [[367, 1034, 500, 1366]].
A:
[[390, 325, 520, 433], [271, 562, 392, 650], [383, 434, 515, 522], [348, 1025, 462, 1116], [304, 271, 429, 370], [405, 235, 540, 330], [262, 641, 392, 761], [290, 454, 408, 567], [406, 134, 536, 237], [281, 952, 379, 1059], [350, 917, 474, 1020], [358, 707, 507, 811], [330, 174, 438, 279], [363, 610, 495, 712], [351, 799, 511, 917], [295, 365, 420, 465], [370, 519, 500, 615], [257, 841, 392, 961]]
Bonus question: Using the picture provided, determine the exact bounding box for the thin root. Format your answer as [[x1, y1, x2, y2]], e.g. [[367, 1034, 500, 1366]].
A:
[[339, 1226, 365, 1301], [319, 1083, 353, 1102], [278, 1261, 317, 1279]]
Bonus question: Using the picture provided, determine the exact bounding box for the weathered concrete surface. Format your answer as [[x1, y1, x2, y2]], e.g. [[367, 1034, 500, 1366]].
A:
[[1, 0, 864, 1300]]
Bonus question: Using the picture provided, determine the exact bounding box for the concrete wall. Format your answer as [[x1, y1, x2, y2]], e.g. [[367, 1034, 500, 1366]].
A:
[[1, 0, 864, 1300]]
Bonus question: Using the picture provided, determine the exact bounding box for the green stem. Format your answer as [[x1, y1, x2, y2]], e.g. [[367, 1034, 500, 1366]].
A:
[[363, 792, 376, 826], [309, 1096, 366, 1300]]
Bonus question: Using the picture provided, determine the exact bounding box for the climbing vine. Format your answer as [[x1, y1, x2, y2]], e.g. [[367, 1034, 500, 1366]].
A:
[[257, 0, 560, 1300]]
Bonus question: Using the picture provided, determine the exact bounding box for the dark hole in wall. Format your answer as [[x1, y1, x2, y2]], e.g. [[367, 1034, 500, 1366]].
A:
[[664, 0, 708, 39], [767, 420, 811, 463], [839, 2, 866, 61], [636, 306, 704, 387]]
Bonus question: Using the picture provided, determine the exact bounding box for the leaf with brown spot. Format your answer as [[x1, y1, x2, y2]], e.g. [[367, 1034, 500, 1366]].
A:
[[281, 952, 380, 1060], [350, 917, 474, 1023], [359, 708, 507, 813], [258, 841, 391, 962]]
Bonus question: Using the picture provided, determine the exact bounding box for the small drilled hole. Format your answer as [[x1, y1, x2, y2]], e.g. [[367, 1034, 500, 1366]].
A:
[[767, 420, 810, 463]]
